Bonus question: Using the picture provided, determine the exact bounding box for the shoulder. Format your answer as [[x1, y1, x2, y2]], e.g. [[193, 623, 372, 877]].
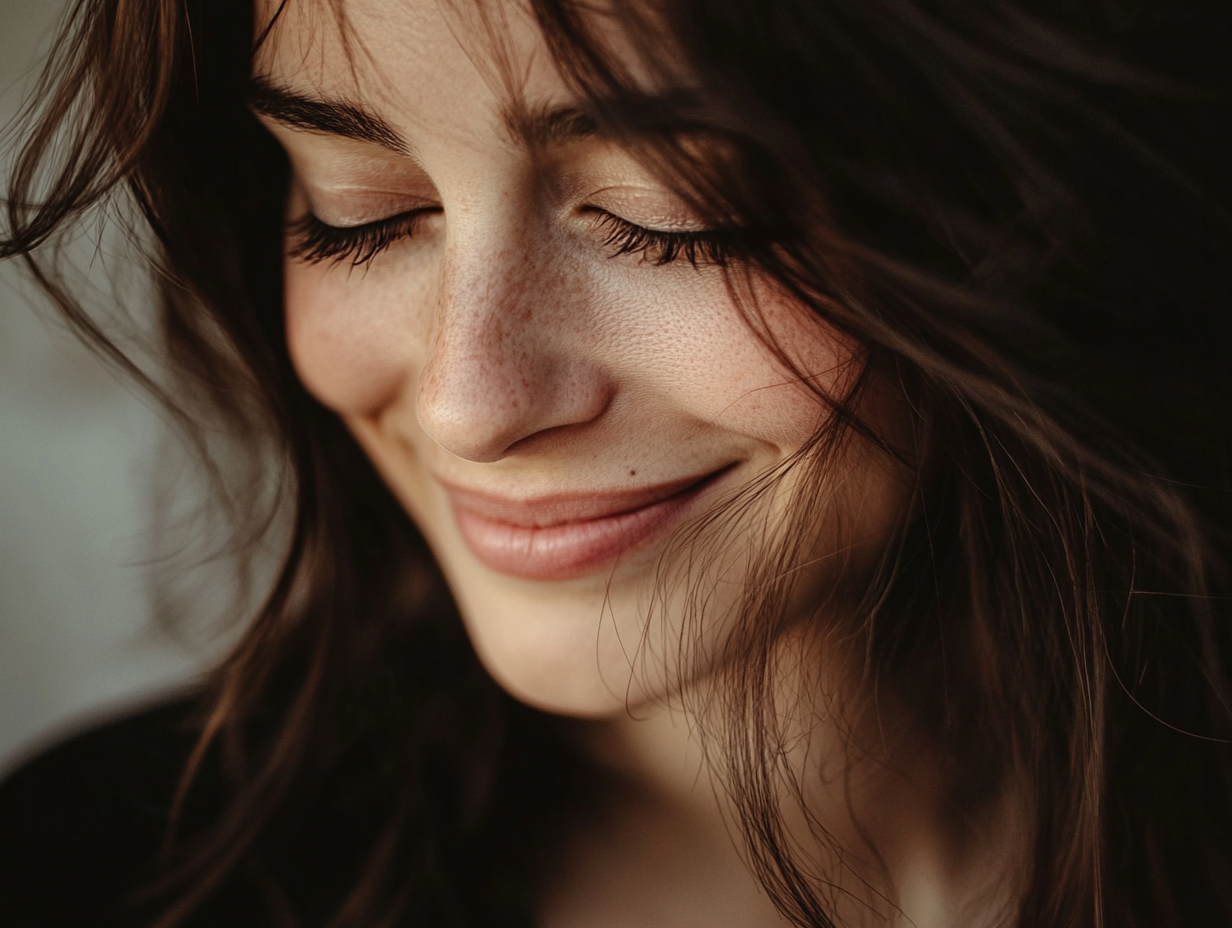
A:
[[0, 698, 201, 928]]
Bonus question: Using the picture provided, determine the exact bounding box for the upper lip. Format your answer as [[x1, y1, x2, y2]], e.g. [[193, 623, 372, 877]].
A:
[[438, 467, 731, 527]]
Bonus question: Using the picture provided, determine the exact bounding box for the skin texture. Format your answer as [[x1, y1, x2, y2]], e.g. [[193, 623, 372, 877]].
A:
[[254, 1, 1010, 925], [258, 0, 902, 716]]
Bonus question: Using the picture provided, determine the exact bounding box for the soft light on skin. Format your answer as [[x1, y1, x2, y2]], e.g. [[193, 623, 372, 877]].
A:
[[257, 0, 902, 717], [253, 1, 1018, 924]]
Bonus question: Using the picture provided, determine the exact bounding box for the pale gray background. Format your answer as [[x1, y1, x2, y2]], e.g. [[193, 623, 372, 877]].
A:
[[0, 0, 230, 772]]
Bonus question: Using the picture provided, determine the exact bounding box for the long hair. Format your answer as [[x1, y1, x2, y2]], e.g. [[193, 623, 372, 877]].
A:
[[3, 0, 1231, 926]]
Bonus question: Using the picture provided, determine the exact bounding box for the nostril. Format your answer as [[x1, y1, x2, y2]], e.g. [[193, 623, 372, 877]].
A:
[[416, 370, 534, 462], [415, 348, 612, 463]]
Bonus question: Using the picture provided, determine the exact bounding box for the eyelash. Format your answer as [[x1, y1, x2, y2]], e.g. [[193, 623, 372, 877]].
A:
[[589, 211, 735, 268], [286, 208, 736, 269], [286, 211, 431, 267]]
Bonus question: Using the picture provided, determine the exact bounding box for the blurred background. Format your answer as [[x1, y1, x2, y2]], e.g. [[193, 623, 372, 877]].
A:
[[0, 0, 233, 773]]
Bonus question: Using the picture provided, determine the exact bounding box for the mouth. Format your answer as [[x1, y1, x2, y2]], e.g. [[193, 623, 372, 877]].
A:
[[444, 465, 734, 581]]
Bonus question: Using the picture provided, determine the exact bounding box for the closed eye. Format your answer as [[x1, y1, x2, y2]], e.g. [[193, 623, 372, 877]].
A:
[[287, 206, 741, 270], [587, 209, 739, 268], [286, 209, 438, 267]]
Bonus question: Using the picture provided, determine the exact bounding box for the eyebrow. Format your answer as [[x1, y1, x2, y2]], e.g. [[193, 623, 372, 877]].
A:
[[503, 101, 600, 148], [246, 75, 410, 153], [246, 75, 616, 156]]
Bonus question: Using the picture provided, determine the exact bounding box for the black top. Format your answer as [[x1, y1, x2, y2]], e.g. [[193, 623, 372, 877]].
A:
[[0, 699, 245, 928], [0, 693, 568, 928]]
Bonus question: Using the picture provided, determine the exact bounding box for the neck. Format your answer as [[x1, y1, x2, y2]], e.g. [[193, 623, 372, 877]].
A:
[[541, 646, 1023, 928]]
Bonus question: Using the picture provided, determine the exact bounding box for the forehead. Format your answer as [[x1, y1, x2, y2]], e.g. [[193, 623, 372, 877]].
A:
[[252, 0, 593, 147]]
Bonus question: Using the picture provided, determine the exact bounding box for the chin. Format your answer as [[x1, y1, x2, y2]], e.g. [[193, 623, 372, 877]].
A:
[[435, 544, 694, 718], [461, 608, 649, 718], [446, 581, 654, 717]]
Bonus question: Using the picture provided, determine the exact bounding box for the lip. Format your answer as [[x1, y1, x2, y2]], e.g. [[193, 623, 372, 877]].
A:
[[443, 466, 732, 581]]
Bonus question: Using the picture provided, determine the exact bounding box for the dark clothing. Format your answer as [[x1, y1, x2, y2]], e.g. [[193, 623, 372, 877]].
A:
[[0, 699, 241, 928], [0, 692, 567, 928]]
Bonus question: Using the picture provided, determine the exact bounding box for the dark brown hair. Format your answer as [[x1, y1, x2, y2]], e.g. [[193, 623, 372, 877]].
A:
[[4, 0, 1231, 925]]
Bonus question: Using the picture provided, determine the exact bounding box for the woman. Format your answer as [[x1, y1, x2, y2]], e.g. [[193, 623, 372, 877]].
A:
[[1, 0, 1229, 925]]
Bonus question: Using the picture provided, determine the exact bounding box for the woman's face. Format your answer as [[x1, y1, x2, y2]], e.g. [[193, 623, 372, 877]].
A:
[[256, 0, 906, 716]]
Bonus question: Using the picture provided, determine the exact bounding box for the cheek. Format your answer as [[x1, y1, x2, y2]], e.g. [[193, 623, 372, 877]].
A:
[[737, 293, 862, 443], [283, 261, 428, 417], [641, 281, 856, 451]]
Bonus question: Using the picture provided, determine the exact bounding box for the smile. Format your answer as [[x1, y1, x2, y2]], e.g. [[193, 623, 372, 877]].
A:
[[444, 467, 733, 581]]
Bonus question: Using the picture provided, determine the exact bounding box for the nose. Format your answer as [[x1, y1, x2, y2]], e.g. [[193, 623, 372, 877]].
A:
[[415, 236, 611, 463]]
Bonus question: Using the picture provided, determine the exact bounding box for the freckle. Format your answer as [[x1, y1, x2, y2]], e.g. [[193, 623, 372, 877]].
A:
[[629, 469, 637, 477]]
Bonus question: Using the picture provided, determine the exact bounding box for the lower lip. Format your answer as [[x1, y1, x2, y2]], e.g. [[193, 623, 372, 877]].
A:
[[450, 472, 724, 581]]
